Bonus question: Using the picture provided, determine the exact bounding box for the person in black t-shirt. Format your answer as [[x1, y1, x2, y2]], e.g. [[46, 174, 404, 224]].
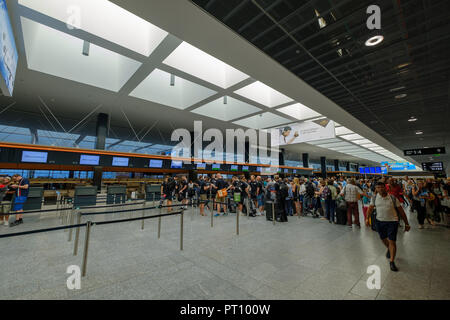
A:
[[215, 173, 229, 214], [249, 175, 258, 214], [234, 175, 249, 216], [161, 176, 176, 212], [209, 174, 218, 212], [198, 176, 210, 216], [177, 175, 189, 209], [256, 176, 265, 215]]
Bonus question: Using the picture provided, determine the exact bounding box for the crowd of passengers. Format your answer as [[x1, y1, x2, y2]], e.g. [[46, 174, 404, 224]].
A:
[[160, 174, 450, 228]]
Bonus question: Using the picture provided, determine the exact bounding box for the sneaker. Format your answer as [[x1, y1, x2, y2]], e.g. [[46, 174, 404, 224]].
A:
[[9, 219, 22, 227], [214, 213, 220, 217], [386, 250, 391, 259], [418, 225, 424, 229], [320, 217, 327, 220], [3, 220, 8, 226], [389, 261, 399, 272]]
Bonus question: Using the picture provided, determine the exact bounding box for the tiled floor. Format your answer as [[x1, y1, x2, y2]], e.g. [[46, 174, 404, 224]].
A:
[[0, 202, 449, 300]]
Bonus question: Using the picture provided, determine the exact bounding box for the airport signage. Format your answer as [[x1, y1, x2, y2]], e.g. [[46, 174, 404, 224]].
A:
[[404, 147, 446, 156], [271, 119, 336, 146], [421, 162, 444, 172], [0, 0, 18, 96]]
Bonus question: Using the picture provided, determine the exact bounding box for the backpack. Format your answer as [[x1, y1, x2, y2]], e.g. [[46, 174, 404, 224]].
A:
[[321, 186, 331, 200], [267, 183, 276, 201], [280, 184, 289, 200], [306, 182, 315, 197]]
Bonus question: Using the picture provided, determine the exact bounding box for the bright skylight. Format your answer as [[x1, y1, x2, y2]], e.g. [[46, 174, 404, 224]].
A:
[[233, 112, 291, 129], [129, 69, 216, 109], [276, 103, 321, 120], [163, 41, 249, 88], [191, 96, 261, 121], [234, 81, 293, 107], [21, 18, 142, 92], [19, 0, 168, 56]]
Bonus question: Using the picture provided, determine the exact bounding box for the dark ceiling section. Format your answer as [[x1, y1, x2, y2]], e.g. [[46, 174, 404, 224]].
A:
[[191, 0, 450, 163]]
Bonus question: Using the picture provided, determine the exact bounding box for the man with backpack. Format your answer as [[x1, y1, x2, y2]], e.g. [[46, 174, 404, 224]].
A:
[[366, 182, 411, 272], [303, 179, 317, 217], [324, 180, 338, 223]]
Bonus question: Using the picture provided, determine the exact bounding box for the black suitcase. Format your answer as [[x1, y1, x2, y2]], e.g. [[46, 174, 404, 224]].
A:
[[265, 201, 275, 221], [336, 206, 347, 225]]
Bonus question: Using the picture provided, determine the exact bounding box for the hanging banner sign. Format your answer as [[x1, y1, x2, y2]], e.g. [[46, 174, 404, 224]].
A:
[[271, 119, 336, 146]]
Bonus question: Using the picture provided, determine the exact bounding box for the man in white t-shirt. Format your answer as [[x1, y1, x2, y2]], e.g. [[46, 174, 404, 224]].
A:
[[366, 182, 410, 272]]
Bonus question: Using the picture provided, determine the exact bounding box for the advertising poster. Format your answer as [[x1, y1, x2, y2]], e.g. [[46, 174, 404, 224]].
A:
[[271, 118, 335, 146], [0, 0, 18, 96]]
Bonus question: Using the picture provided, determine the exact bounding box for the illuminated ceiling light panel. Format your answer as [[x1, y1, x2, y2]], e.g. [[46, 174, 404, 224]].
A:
[[163, 41, 249, 88], [129, 69, 216, 110], [191, 96, 261, 121], [353, 139, 372, 145], [307, 138, 342, 145], [329, 147, 365, 152], [335, 126, 354, 136], [362, 143, 379, 148], [232, 112, 291, 129], [21, 18, 141, 92], [19, 0, 168, 56], [276, 103, 321, 120], [234, 81, 293, 108], [317, 142, 352, 148], [340, 134, 364, 141]]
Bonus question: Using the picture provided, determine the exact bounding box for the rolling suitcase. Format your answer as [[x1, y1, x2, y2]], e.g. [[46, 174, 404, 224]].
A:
[[265, 201, 275, 221], [336, 206, 347, 225]]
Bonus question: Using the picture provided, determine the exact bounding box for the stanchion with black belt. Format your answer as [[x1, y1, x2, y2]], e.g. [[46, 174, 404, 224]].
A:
[[272, 201, 276, 225]]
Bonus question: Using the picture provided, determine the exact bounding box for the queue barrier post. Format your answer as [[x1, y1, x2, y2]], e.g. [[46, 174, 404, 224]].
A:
[[158, 205, 162, 239], [180, 209, 184, 251], [272, 202, 275, 225], [141, 201, 145, 230], [211, 198, 214, 228], [81, 221, 92, 277], [73, 212, 81, 256], [68, 208, 75, 241], [236, 202, 239, 236]]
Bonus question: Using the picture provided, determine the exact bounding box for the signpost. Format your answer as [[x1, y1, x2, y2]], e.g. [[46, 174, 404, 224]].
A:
[[421, 162, 444, 172], [404, 147, 446, 156]]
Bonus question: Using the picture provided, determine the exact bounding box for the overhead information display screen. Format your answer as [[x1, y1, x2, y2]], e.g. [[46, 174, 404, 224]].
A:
[[404, 147, 445, 156], [359, 168, 364, 174], [112, 157, 129, 167], [171, 160, 183, 169], [80, 154, 100, 165], [21, 151, 48, 163], [230, 165, 238, 172], [149, 159, 163, 168], [422, 162, 444, 172], [196, 163, 206, 170], [242, 166, 249, 172], [212, 164, 220, 171], [0, 0, 18, 96]]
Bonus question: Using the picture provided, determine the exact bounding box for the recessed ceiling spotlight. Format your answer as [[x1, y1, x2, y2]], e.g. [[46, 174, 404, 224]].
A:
[[415, 131, 423, 135], [390, 86, 405, 92], [365, 35, 384, 47], [397, 62, 411, 69], [408, 117, 417, 122], [395, 93, 407, 99]]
